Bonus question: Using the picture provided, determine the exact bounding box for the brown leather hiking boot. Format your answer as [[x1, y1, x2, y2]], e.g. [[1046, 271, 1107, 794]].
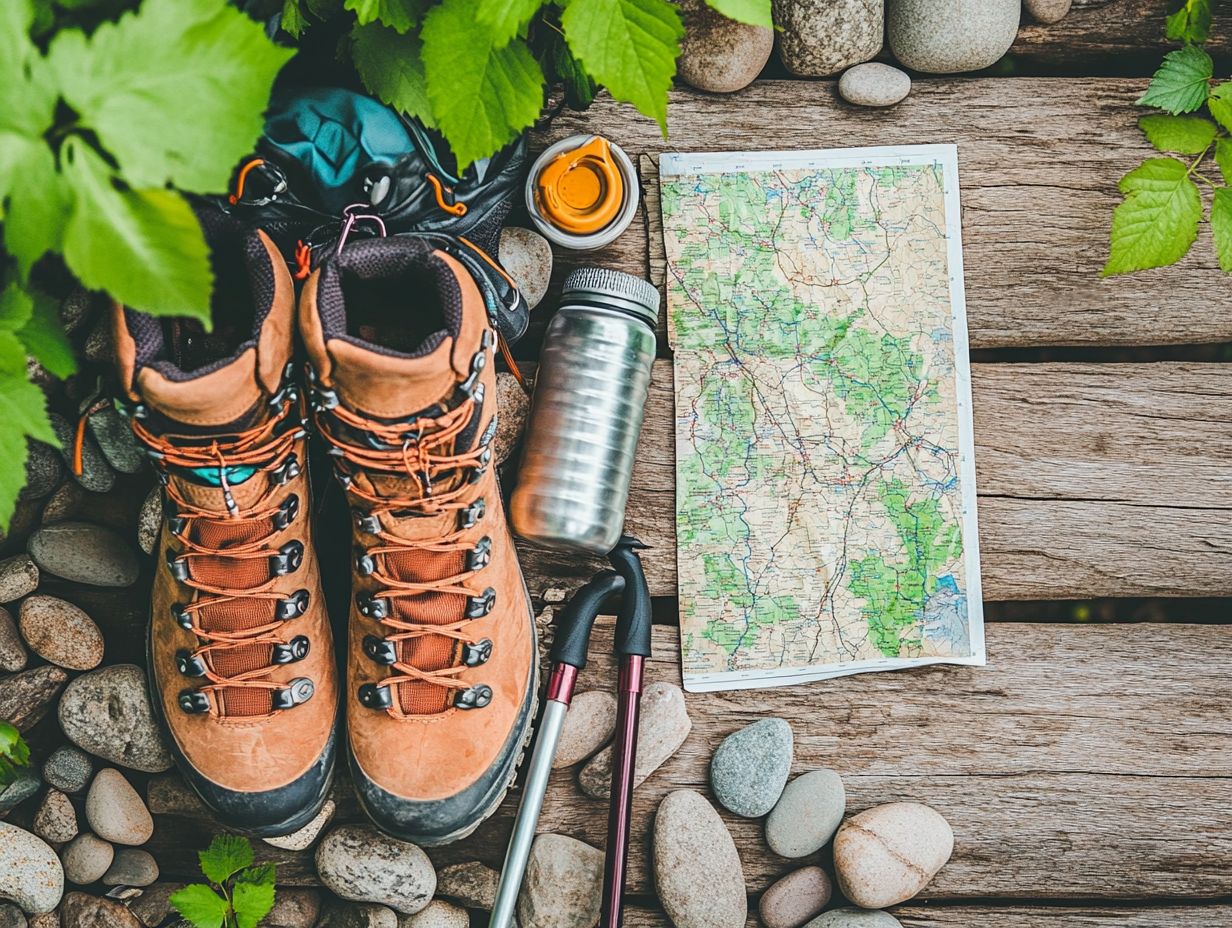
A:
[[299, 235, 537, 845], [113, 212, 337, 836]]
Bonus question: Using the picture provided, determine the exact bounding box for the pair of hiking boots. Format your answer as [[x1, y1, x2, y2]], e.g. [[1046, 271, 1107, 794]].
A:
[[114, 212, 536, 843]]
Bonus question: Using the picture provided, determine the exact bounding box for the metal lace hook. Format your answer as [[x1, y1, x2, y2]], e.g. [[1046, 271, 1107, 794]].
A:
[[335, 203, 388, 257]]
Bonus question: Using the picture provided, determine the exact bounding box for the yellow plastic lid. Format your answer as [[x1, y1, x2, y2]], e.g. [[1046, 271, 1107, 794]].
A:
[[534, 136, 623, 235]]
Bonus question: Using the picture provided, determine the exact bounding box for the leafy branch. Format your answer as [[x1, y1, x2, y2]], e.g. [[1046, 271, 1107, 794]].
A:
[[0, 721, 31, 788], [1105, 0, 1232, 274], [170, 835, 277, 928]]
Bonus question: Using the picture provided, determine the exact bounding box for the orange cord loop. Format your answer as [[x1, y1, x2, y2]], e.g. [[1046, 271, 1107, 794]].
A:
[[425, 173, 468, 217]]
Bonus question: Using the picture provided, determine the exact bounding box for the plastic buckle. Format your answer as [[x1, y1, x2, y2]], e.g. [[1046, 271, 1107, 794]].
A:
[[276, 589, 310, 621], [454, 684, 493, 710], [269, 540, 304, 576], [175, 650, 208, 677], [358, 682, 393, 710], [271, 677, 315, 710], [358, 594, 390, 620], [272, 636, 311, 665], [466, 537, 492, 572], [462, 638, 493, 667], [273, 494, 300, 531], [362, 634, 398, 665], [465, 587, 496, 619]]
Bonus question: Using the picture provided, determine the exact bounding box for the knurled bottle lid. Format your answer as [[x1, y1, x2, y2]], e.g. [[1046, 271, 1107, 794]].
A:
[[561, 267, 660, 328]]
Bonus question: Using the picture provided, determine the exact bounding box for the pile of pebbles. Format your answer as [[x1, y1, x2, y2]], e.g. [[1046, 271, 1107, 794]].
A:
[[676, 0, 1075, 107]]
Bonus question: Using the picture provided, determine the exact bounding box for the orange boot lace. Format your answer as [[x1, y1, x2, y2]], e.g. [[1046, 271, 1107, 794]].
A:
[[310, 336, 497, 718], [129, 386, 315, 719]]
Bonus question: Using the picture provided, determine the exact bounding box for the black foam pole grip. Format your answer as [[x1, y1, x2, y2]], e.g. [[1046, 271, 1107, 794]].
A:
[[549, 570, 625, 670], [608, 536, 652, 658]]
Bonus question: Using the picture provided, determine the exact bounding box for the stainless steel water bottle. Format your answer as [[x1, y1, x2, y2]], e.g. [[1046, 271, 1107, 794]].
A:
[[511, 267, 659, 555]]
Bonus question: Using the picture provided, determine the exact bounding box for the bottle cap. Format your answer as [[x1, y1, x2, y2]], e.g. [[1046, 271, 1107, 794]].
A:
[[561, 267, 660, 328], [525, 135, 639, 251]]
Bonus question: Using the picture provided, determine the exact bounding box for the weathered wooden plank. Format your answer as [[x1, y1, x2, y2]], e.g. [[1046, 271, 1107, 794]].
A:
[[526, 79, 1232, 349], [1012, 0, 1232, 73], [515, 361, 1232, 601], [147, 623, 1232, 901], [624, 903, 1232, 928]]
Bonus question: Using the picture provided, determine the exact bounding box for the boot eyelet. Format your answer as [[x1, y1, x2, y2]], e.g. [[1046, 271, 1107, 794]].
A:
[[356, 550, 376, 576], [311, 386, 339, 411], [179, 690, 210, 714], [356, 512, 381, 535], [276, 589, 310, 621], [466, 537, 492, 571], [175, 649, 208, 677], [166, 549, 191, 582], [363, 634, 398, 665], [358, 594, 390, 620], [454, 684, 492, 710], [271, 677, 314, 710], [469, 448, 492, 484], [465, 587, 496, 619], [459, 497, 486, 529], [171, 603, 193, 631], [358, 682, 393, 709], [271, 453, 301, 486], [462, 638, 493, 667], [270, 540, 304, 576], [272, 494, 300, 531], [272, 636, 311, 665]]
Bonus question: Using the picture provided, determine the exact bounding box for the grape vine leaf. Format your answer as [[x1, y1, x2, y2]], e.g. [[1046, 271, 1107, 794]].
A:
[[47, 0, 294, 193], [60, 138, 213, 322], [1216, 138, 1232, 184], [169, 884, 228, 928], [0, 287, 56, 529], [1206, 81, 1232, 133], [703, 0, 773, 29], [281, 0, 307, 36], [0, 0, 57, 226], [231, 868, 277, 928], [561, 0, 684, 133], [3, 144, 68, 278], [422, 0, 544, 169], [345, 0, 425, 32], [1104, 157, 1202, 275], [1166, 0, 1212, 45], [198, 835, 255, 887], [1137, 45, 1213, 114], [352, 22, 436, 127], [1138, 113, 1217, 153], [1210, 186, 1232, 272], [16, 289, 77, 379], [475, 0, 543, 45]]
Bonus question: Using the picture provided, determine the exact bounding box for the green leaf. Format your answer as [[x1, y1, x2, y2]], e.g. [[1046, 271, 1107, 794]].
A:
[[475, 0, 542, 45], [421, 0, 545, 170], [561, 0, 683, 133], [1210, 186, 1232, 272], [352, 22, 436, 127], [1138, 113, 1217, 154], [1166, 0, 1211, 44], [0, 283, 36, 334], [1216, 138, 1232, 184], [702, 0, 772, 29], [1104, 157, 1202, 275], [0, 722, 30, 786], [3, 142, 69, 278], [60, 138, 213, 321], [17, 290, 77, 379], [281, 0, 308, 36], [231, 869, 276, 928], [170, 884, 229, 928], [1207, 81, 1232, 133], [1137, 45, 1213, 114], [198, 834, 255, 887], [47, 0, 294, 193], [345, 0, 425, 32], [0, 0, 56, 139], [0, 330, 56, 530]]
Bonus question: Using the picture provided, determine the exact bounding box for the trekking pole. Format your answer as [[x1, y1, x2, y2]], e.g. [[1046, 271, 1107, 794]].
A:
[[489, 570, 626, 928], [599, 536, 652, 928]]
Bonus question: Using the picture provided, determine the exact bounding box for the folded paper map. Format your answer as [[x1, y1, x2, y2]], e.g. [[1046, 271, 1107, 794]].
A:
[[660, 145, 985, 692]]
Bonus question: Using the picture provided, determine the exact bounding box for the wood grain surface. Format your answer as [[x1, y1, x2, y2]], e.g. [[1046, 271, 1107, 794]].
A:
[[146, 622, 1232, 901], [514, 361, 1232, 601], [524, 78, 1232, 350]]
